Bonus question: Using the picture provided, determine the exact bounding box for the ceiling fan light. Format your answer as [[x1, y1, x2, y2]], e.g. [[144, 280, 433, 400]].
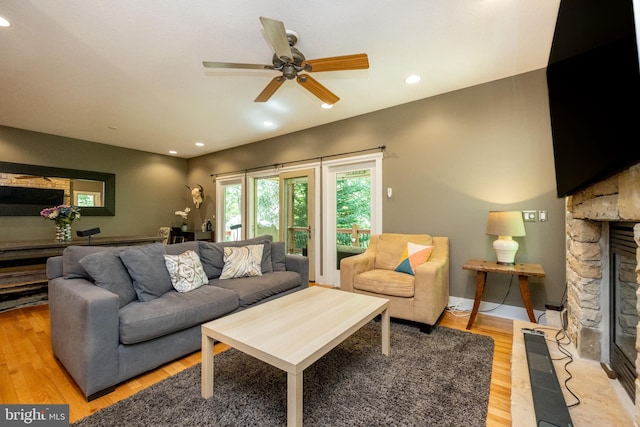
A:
[[405, 74, 421, 84]]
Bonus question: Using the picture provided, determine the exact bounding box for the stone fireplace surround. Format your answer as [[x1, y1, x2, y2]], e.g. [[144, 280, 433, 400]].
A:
[[565, 162, 640, 422]]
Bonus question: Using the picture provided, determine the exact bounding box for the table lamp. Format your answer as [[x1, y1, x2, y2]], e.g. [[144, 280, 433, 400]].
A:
[[485, 211, 526, 265]]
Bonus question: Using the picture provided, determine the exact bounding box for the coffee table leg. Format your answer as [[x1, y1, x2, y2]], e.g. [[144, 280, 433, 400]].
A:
[[381, 307, 390, 356], [287, 371, 303, 427], [201, 334, 214, 398]]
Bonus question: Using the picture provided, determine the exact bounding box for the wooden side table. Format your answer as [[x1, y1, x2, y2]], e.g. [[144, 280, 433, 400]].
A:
[[462, 259, 545, 329]]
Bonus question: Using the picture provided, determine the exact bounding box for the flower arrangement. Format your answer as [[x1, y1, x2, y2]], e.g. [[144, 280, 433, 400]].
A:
[[175, 207, 191, 225], [40, 205, 81, 225]]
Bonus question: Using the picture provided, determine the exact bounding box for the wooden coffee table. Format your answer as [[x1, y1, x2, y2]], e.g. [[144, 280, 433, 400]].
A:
[[201, 286, 390, 427]]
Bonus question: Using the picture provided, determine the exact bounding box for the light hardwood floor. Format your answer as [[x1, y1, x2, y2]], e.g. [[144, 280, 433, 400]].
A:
[[0, 301, 512, 426]]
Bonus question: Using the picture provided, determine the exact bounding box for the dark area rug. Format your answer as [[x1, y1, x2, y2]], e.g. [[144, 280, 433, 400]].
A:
[[73, 321, 494, 426]]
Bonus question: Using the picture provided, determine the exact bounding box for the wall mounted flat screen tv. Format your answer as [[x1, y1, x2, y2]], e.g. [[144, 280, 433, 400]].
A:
[[547, 0, 640, 197], [0, 186, 64, 215]]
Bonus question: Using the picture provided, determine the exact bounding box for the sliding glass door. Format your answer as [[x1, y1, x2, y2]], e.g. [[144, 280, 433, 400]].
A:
[[280, 169, 315, 281], [216, 176, 244, 241], [321, 154, 382, 285]]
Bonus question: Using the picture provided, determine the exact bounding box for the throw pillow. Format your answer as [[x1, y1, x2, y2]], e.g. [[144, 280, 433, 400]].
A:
[[79, 250, 137, 307], [219, 244, 264, 279], [199, 235, 273, 279], [63, 246, 118, 279], [163, 250, 208, 293], [394, 242, 434, 275], [119, 244, 173, 302], [271, 241, 286, 272]]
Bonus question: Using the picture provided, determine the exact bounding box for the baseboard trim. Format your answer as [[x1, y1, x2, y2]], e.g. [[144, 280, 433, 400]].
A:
[[447, 296, 545, 323]]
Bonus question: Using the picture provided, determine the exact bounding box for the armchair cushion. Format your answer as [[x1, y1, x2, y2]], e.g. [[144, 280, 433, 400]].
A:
[[374, 233, 433, 270], [354, 269, 415, 297]]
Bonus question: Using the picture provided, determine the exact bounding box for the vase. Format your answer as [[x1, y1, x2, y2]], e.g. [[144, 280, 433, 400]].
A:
[[181, 224, 188, 232], [55, 223, 72, 242]]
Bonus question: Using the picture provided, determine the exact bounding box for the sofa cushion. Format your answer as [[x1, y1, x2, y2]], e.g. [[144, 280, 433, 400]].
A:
[[165, 241, 200, 256], [374, 234, 433, 270], [119, 244, 172, 302], [199, 235, 273, 279], [79, 250, 137, 307], [271, 241, 286, 272], [118, 285, 239, 345], [394, 243, 434, 276], [354, 269, 415, 298], [219, 244, 264, 279], [63, 246, 120, 279], [163, 250, 208, 293], [210, 271, 301, 307]]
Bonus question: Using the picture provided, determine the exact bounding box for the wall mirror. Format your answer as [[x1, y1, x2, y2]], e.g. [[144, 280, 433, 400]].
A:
[[0, 161, 115, 216]]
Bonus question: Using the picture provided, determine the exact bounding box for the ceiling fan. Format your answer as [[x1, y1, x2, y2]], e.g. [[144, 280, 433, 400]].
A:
[[203, 17, 369, 105]]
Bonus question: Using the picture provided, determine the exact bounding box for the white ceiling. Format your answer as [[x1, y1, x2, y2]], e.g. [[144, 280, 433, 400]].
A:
[[0, 1, 560, 158]]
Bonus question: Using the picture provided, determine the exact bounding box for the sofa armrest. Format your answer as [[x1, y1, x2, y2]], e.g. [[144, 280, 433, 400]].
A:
[[48, 277, 120, 399], [339, 253, 375, 292], [285, 254, 309, 286]]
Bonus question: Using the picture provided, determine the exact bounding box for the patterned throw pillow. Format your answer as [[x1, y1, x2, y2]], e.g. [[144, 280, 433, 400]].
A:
[[394, 243, 434, 276], [163, 250, 208, 293], [219, 244, 264, 279]]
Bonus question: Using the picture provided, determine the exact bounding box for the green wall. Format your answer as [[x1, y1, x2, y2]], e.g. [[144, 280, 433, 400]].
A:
[[188, 68, 567, 310], [0, 126, 189, 240]]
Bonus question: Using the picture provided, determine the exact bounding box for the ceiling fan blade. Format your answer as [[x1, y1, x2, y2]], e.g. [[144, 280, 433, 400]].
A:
[[254, 76, 286, 102], [259, 17, 293, 62], [303, 53, 369, 72], [296, 74, 340, 105], [203, 61, 274, 70]]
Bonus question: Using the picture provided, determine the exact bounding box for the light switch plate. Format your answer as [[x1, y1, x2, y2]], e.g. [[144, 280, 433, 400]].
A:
[[523, 210, 537, 222]]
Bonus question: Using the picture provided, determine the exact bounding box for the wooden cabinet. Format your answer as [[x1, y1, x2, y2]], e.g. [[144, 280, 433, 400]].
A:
[[0, 235, 163, 312], [183, 231, 214, 242]]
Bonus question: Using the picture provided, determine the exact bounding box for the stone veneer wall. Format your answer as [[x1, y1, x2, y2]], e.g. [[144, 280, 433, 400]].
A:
[[565, 163, 640, 423]]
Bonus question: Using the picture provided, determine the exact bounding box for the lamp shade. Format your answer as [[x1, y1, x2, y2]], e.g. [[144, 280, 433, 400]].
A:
[[485, 211, 526, 237]]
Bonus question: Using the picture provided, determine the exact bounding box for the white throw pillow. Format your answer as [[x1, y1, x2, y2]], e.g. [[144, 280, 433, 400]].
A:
[[219, 244, 264, 279], [163, 250, 208, 293]]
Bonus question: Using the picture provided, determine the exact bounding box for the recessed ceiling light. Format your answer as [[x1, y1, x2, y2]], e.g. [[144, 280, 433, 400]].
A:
[[405, 74, 421, 84], [169, 150, 177, 155], [321, 103, 333, 109], [195, 142, 204, 147], [0, 16, 10, 28], [263, 121, 274, 127]]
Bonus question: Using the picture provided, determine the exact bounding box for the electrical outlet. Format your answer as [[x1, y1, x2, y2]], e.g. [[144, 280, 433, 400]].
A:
[[523, 210, 537, 222]]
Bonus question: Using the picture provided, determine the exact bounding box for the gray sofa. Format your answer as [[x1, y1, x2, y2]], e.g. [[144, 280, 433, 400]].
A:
[[46, 235, 308, 401]]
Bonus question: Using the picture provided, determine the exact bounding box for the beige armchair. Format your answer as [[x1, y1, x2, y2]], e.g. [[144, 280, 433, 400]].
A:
[[340, 233, 449, 333]]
